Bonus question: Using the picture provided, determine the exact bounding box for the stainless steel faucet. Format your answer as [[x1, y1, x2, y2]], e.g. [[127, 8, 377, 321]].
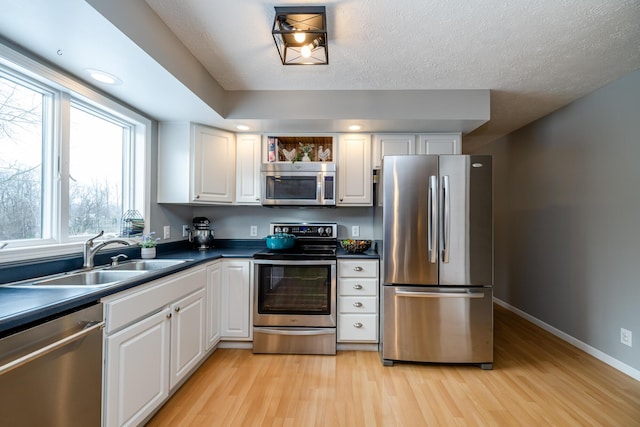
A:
[[83, 231, 131, 268]]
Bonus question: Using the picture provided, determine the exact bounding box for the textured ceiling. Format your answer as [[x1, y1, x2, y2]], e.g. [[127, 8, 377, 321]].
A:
[[143, 0, 640, 148], [0, 0, 638, 150]]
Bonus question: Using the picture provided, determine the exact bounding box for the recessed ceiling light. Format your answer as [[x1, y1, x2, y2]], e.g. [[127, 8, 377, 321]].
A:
[[348, 125, 362, 131], [236, 124, 250, 131], [86, 69, 122, 85]]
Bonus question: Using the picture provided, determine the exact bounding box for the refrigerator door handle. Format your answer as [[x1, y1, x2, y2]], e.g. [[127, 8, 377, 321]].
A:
[[441, 175, 451, 263], [428, 175, 438, 264], [394, 289, 485, 298]]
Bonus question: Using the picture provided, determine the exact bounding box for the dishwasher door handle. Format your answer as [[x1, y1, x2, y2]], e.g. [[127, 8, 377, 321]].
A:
[[394, 290, 485, 299], [0, 321, 104, 375]]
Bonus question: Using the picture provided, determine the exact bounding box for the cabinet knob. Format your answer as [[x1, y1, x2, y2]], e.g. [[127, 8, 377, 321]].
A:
[[196, 195, 200, 199], [175, 307, 181, 313], [353, 322, 363, 328], [353, 302, 363, 308], [340, 198, 344, 202], [166, 313, 172, 319], [353, 284, 363, 290], [354, 266, 363, 272]]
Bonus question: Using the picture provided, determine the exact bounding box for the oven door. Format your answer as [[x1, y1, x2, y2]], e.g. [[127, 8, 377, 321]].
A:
[[254, 259, 337, 327]]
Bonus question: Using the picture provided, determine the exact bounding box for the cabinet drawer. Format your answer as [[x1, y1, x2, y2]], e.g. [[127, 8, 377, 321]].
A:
[[338, 260, 378, 278], [104, 267, 206, 333], [338, 296, 377, 314], [338, 278, 378, 296], [338, 314, 378, 342]]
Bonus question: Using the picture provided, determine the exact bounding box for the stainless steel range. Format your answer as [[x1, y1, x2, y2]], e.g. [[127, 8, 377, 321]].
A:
[[253, 222, 337, 355]]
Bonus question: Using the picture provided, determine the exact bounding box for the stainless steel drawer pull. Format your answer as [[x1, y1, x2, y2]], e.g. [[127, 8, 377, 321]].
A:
[[353, 302, 363, 308], [353, 284, 363, 290], [354, 266, 363, 271], [353, 322, 363, 328]]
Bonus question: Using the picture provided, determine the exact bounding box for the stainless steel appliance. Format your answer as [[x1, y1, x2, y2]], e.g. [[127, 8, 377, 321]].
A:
[[0, 303, 104, 426], [381, 155, 494, 369], [189, 216, 214, 250], [260, 162, 336, 206], [253, 222, 337, 355]]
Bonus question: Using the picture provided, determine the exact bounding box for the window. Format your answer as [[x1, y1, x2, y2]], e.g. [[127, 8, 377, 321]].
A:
[[0, 49, 149, 257], [0, 74, 48, 242]]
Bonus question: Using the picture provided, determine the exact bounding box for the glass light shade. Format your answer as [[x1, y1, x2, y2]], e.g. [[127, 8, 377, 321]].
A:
[[272, 6, 328, 65]]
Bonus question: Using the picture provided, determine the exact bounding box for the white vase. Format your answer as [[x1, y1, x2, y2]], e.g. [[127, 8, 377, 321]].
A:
[[302, 152, 311, 162], [141, 247, 156, 259]]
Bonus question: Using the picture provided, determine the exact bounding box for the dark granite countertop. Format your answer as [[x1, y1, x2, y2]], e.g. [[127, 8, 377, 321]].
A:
[[0, 239, 378, 337]]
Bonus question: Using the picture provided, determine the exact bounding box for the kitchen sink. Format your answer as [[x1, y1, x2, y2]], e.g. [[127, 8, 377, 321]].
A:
[[105, 259, 190, 271], [30, 270, 147, 287], [3, 259, 193, 289]]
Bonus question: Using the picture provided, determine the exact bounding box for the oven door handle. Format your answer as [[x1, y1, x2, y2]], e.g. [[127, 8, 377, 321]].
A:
[[253, 259, 337, 266], [254, 327, 336, 336]]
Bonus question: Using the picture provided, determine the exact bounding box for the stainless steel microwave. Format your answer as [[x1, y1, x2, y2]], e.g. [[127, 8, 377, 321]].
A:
[[260, 162, 336, 206]]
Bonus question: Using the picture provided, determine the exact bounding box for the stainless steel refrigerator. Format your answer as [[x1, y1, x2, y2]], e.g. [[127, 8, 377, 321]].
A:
[[381, 155, 493, 369]]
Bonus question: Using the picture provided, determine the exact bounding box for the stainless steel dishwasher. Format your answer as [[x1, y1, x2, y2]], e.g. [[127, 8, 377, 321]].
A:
[[0, 303, 104, 427]]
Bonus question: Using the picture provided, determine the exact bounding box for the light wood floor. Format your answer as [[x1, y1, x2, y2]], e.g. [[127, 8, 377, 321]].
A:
[[147, 305, 640, 426]]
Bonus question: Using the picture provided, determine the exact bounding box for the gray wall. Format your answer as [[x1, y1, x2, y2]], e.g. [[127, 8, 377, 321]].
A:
[[471, 71, 640, 372]]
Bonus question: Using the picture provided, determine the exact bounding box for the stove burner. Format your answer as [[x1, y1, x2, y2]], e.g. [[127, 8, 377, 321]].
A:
[[256, 222, 338, 261]]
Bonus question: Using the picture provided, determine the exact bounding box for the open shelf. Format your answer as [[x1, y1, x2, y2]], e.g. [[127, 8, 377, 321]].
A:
[[267, 136, 334, 163]]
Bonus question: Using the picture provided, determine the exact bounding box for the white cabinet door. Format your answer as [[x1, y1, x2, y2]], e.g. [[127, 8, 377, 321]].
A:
[[235, 134, 261, 204], [192, 124, 236, 203], [417, 133, 462, 155], [206, 261, 222, 350], [220, 260, 252, 339], [157, 123, 236, 204], [104, 307, 171, 427], [372, 134, 416, 169], [170, 288, 206, 389], [337, 134, 372, 206]]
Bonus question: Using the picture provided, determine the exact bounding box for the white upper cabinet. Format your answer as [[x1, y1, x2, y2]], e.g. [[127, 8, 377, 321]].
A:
[[235, 134, 261, 204], [337, 134, 372, 206], [417, 133, 462, 154], [372, 134, 416, 169], [157, 122, 235, 204]]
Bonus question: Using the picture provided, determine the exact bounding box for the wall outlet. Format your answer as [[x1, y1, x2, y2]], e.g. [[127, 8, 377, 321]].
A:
[[182, 225, 189, 238], [250, 225, 258, 237], [163, 225, 171, 239], [352, 225, 360, 237], [621, 328, 632, 347]]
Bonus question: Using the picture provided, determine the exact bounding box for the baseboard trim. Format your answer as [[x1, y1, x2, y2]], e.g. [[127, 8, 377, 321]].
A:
[[494, 298, 640, 382]]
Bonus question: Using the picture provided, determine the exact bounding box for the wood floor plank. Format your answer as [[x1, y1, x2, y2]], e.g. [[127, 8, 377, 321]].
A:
[[147, 305, 640, 426]]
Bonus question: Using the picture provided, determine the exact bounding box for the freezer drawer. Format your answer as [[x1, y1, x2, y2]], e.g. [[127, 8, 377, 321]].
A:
[[382, 286, 493, 368]]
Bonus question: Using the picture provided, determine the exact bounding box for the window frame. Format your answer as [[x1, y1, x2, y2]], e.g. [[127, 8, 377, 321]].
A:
[[0, 42, 151, 262]]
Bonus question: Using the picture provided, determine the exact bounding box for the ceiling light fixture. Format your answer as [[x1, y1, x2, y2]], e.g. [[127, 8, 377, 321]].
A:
[[272, 6, 328, 65], [236, 124, 250, 131], [86, 69, 122, 85], [348, 125, 362, 131]]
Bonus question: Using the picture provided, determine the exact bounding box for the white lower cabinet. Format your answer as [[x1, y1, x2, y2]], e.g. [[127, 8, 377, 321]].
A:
[[206, 261, 222, 350], [104, 307, 171, 427], [337, 260, 379, 343], [103, 267, 206, 427], [220, 259, 252, 340]]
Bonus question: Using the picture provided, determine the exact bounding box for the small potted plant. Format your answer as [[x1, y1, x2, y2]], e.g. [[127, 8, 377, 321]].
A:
[[140, 232, 160, 259]]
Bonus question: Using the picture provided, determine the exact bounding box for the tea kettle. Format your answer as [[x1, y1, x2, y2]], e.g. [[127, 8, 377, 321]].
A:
[[188, 217, 214, 250]]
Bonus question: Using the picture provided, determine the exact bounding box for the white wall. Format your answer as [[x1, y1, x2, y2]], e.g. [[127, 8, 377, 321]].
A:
[[192, 206, 375, 240], [470, 71, 640, 374]]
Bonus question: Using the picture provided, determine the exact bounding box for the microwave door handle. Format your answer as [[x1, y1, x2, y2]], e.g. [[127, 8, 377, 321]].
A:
[[318, 174, 323, 202]]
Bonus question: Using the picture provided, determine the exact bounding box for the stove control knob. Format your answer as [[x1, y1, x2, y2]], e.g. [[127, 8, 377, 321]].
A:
[[318, 227, 324, 235], [325, 228, 332, 236], [275, 227, 282, 233], [282, 227, 289, 233]]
